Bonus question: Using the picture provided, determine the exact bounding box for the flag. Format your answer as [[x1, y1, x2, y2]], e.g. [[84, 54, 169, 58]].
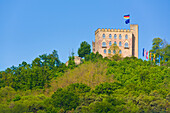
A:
[[142, 48, 145, 57], [124, 15, 130, 19], [146, 51, 148, 59], [150, 52, 151, 60], [153, 54, 155, 62], [144, 50, 146, 57], [125, 19, 130, 24]]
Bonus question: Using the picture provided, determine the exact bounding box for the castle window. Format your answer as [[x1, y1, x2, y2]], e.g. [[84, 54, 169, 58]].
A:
[[108, 49, 111, 54], [125, 42, 129, 48], [103, 34, 105, 38], [119, 41, 122, 46], [125, 34, 128, 39], [109, 41, 112, 46], [119, 50, 122, 54], [114, 34, 117, 39], [109, 34, 112, 38], [104, 49, 106, 54], [113, 50, 116, 54], [119, 34, 122, 39], [102, 42, 106, 47], [114, 41, 117, 45]]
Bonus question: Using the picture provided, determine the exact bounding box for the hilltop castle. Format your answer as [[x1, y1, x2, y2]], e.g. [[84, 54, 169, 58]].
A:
[[92, 24, 138, 58]]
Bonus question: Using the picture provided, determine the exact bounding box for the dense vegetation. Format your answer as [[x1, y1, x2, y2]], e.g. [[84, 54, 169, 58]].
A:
[[0, 39, 169, 113]]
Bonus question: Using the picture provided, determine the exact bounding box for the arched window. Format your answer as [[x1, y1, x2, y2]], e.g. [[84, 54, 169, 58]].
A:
[[109, 34, 112, 38], [114, 41, 117, 45], [119, 41, 122, 46], [125, 34, 128, 39], [119, 34, 122, 39], [113, 50, 116, 54], [103, 34, 105, 38], [114, 34, 117, 39], [104, 49, 106, 54], [108, 49, 111, 54], [109, 41, 112, 46], [119, 50, 122, 54], [102, 42, 106, 47], [125, 42, 129, 48]]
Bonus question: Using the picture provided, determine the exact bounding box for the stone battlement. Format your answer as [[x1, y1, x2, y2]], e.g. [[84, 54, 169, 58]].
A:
[[95, 28, 130, 35], [93, 24, 138, 58]]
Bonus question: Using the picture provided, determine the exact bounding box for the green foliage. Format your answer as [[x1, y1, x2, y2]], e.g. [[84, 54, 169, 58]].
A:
[[163, 44, 170, 61], [78, 41, 91, 58], [94, 82, 122, 95], [0, 39, 169, 113], [88, 101, 113, 113], [39, 50, 61, 68], [110, 54, 122, 61], [12, 95, 21, 101], [52, 88, 80, 111], [85, 52, 103, 62], [0, 86, 16, 103], [68, 52, 76, 69], [150, 38, 163, 53], [0, 50, 67, 90], [150, 37, 170, 64], [107, 57, 169, 96], [66, 83, 91, 94]]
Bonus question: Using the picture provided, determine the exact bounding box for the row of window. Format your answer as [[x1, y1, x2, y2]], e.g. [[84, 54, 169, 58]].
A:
[[104, 49, 122, 54], [103, 34, 128, 39], [102, 41, 129, 47]]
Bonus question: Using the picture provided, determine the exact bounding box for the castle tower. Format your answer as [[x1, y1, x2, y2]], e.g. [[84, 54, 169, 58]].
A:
[[130, 24, 138, 58], [92, 24, 139, 58]]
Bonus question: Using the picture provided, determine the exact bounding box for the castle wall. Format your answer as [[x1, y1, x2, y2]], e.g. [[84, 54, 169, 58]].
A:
[[93, 24, 138, 58]]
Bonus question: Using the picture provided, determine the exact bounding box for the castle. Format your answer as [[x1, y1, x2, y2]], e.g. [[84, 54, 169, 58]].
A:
[[92, 24, 138, 58]]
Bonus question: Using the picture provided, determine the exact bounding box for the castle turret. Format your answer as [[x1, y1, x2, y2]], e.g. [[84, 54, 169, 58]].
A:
[[130, 24, 138, 58]]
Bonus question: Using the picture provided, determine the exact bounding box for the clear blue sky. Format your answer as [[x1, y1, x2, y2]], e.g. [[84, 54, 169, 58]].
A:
[[0, 0, 170, 71]]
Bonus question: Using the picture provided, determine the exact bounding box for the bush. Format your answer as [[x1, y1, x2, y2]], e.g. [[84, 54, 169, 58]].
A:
[[66, 83, 91, 94], [52, 88, 80, 111], [94, 82, 122, 95], [12, 95, 21, 101]]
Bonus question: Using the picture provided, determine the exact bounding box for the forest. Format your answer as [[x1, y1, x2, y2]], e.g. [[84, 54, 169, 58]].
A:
[[0, 38, 169, 113]]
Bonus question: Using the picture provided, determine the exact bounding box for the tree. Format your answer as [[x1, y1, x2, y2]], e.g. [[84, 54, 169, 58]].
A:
[[150, 38, 163, 53], [84, 52, 103, 62], [108, 44, 122, 60], [78, 41, 91, 58], [39, 50, 60, 69], [162, 44, 170, 61], [150, 38, 163, 63], [52, 88, 79, 111], [68, 52, 76, 69], [150, 38, 170, 64], [94, 82, 122, 95], [66, 83, 91, 95]]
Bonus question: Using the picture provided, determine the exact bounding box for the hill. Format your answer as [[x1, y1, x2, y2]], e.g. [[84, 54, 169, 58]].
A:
[[0, 55, 169, 113]]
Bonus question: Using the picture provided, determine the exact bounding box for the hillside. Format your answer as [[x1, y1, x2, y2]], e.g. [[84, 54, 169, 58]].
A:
[[48, 60, 113, 93], [0, 55, 169, 113]]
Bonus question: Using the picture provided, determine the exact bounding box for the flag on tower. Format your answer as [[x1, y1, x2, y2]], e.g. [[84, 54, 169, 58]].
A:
[[125, 19, 130, 24], [124, 15, 130, 19], [153, 54, 156, 62], [144, 49, 146, 57], [150, 52, 152, 60], [124, 15, 130, 24], [142, 48, 145, 57], [146, 51, 148, 59]]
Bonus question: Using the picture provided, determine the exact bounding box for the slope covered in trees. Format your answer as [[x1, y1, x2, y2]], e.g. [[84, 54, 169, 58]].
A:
[[0, 39, 169, 113], [0, 55, 169, 113]]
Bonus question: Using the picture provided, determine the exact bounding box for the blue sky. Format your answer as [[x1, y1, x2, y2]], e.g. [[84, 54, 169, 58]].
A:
[[0, 0, 170, 71]]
